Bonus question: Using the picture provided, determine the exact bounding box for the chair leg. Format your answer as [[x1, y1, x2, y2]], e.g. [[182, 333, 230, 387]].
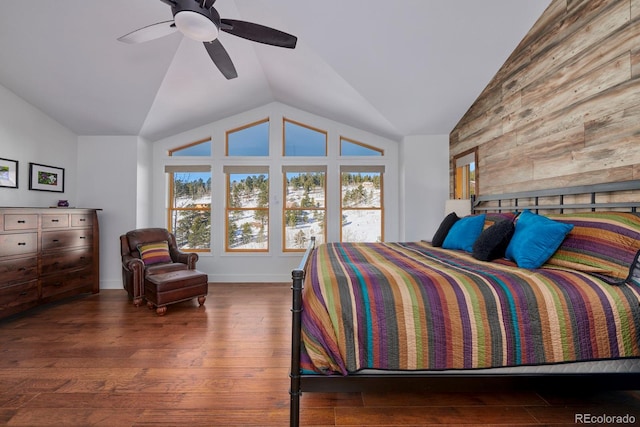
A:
[[198, 296, 206, 306]]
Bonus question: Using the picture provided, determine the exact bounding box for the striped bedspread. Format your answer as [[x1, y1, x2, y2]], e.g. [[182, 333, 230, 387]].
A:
[[300, 241, 640, 375]]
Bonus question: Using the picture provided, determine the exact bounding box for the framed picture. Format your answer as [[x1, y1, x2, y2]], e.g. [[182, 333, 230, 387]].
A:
[[0, 158, 18, 189], [29, 162, 65, 193]]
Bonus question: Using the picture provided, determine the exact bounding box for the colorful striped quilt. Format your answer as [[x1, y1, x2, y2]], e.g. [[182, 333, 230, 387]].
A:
[[300, 241, 640, 375]]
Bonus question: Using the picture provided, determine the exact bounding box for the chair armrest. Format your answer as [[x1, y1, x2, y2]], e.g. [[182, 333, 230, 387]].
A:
[[174, 250, 199, 269], [122, 255, 144, 273]]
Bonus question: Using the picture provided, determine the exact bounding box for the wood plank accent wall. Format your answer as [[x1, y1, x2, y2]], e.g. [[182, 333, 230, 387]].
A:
[[450, 0, 640, 197]]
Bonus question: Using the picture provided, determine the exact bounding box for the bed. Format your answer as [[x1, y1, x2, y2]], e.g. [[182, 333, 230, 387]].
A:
[[289, 180, 640, 426]]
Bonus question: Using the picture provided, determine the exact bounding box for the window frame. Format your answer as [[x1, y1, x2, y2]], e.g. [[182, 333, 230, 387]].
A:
[[339, 165, 385, 243], [282, 118, 328, 157], [340, 136, 384, 156], [453, 147, 478, 200], [168, 137, 212, 157], [282, 166, 327, 252], [224, 166, 270, 253], [166, 165, 212, 253], [225, 118, 270, 157]]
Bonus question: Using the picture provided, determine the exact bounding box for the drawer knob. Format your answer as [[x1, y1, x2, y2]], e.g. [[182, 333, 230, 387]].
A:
[[79, 218, 86, 222], [80, 236, 86, 239], [19, 291, 28, 297], [18, 242, 26, 246], [17, 220, 26, 224], [52, 239, 59, 243], [51, 219, 59, 223]]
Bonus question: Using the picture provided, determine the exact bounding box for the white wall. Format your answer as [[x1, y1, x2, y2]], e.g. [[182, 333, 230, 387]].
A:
[[0, 84, 78, 207], [152, 102, 402, 282], [77, 136, 141, 289], [136, 137, 153, 228], [400, 135, 449, 241]]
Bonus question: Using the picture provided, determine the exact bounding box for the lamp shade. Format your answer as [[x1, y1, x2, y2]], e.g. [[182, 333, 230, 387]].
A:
[[444, 199, 471, 217], [174, 10, 219, 42]]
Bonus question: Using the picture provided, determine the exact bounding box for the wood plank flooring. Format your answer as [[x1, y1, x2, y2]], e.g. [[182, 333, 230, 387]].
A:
[[1, 283, 639, 426]]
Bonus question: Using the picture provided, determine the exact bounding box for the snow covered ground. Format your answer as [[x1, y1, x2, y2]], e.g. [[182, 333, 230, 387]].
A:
[[172, 181, 382, 251]]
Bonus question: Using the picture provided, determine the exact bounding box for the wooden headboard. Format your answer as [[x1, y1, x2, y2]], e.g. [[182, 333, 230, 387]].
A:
[[473, 180, 640, 214]]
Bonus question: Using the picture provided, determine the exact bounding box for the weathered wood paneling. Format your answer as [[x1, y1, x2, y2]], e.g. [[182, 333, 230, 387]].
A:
[[450, 0, 640, 196]]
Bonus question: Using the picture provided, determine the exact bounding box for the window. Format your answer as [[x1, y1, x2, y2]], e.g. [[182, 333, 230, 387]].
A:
[[225, 166, 269, 252], [226, 119, 269, 156], [168, 138, 211, 157], [283, 119, 327, 156], [283, 167, 326, 251], [340, 137, 383, 156], [165, 118, 390, 255], [340, 166, 384, 242], [166, 165, 211, 251], [453, 148, 477, 199]]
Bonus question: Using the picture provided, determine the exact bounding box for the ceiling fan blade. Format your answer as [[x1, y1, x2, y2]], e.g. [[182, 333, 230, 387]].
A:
[[117, 21, 177, 44], [204, 39, 238, 80], [220, 19, 297, 49]]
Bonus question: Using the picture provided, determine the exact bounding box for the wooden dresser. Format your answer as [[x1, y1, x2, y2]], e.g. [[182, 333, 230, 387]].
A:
[[0, 207, 100, 320]]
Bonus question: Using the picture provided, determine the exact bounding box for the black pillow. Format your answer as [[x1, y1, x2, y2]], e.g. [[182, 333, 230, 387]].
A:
[[472, 219, 515, 261], [626, 249, 640, 285], [431, 212, 460, 247]]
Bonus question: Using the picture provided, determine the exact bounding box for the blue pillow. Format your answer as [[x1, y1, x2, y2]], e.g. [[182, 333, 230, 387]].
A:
[[505, 210, 574, 269], [442, 214, 486, 252]]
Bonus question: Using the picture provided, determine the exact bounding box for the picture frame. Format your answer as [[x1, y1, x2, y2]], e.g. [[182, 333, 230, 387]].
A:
[[0, 157, 18, 189], [29, 162, 65, 193]]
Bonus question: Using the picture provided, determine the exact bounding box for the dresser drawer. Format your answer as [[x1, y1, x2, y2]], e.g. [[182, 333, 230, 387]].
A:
[[41, 269, 92, 299], [42, 213, 70, 228], [4, 214, 38, 230], [71, 213, 93, 227], [0, 257, 38, 287], [42, 230, 93, 251], [0, 233, 38, 257], [40, 248, 92, 275], [0, 280, 39, 316]]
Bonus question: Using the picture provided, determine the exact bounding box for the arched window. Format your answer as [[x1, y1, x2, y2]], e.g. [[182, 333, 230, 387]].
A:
[[168, 138, 211, 157], [340, 137, 383, 156], [283, 119, 327, 156], [226, 119, 269, 156]]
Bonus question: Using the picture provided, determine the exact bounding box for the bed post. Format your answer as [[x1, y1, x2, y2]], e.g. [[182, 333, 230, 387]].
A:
[[290, 236, 314, 427], [290, 267, 304, 427]]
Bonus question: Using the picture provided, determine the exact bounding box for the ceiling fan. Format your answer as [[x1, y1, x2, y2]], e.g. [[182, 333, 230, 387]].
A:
[[117, 0, 298, 80]]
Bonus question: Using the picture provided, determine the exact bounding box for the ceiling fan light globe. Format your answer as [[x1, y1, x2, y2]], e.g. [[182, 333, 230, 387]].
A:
[[174, 10, 219, 42]]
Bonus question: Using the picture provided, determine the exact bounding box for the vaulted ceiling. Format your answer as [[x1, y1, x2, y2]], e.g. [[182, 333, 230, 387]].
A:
[[0, 0, 550, 142]]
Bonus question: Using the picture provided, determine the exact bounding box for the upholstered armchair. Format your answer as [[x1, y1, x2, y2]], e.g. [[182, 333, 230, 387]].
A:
[[120, 228, 198, 306]]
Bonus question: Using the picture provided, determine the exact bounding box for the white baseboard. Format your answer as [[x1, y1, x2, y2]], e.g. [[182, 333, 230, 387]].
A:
[[100, 279, 124, 290]]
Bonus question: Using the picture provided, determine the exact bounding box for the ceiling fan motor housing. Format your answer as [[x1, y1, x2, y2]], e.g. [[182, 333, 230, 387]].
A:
[[172, 0, 221, 42]]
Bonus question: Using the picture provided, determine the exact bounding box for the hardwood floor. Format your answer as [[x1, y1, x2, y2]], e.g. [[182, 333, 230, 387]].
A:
[[1, 283, 639, 426]]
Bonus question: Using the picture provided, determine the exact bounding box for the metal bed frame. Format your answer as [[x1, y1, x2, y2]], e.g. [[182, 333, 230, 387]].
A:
[[289, 180, 640, 427]]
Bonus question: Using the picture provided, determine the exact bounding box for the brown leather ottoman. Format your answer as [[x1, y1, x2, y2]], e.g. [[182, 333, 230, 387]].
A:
[[144, 270, 208, 316]]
